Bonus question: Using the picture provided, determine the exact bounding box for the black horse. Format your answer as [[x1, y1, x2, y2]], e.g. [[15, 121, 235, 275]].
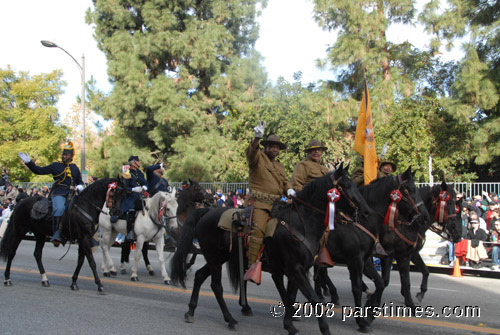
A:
[[170, 166, 367, 335], [315, 167, 429, 327], [118, 179, 212, 274], [0, 178, 126, 292]]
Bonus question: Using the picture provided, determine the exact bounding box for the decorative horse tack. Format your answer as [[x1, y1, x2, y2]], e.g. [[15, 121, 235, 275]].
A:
[[435, 190, 450, 223], [325, 188, 340, 230], [384, 190, 402, 229]]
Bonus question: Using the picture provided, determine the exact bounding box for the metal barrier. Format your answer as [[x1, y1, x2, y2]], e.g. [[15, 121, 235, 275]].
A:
[[10, 181, 500, 199]]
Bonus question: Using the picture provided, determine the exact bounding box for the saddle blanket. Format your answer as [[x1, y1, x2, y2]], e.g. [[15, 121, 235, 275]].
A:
[[217, 208, 278, 238]]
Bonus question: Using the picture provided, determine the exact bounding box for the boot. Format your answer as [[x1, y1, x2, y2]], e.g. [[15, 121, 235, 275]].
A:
[[50, 216, 62, 247], [126, 211, 136, 241]]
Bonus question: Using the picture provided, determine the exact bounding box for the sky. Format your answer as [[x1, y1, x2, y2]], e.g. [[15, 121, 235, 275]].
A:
[[0, 0, 456, 120]]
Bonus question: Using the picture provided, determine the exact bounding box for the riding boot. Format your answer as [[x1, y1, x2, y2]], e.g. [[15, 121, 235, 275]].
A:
[[50, 216, 62, 247], [126, 211, 136, 241]]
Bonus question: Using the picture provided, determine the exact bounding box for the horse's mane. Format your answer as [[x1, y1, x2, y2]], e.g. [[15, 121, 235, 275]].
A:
[[297, 171, 333, 208], [359, 175, 396, 206], [80, 177, 117, 197]]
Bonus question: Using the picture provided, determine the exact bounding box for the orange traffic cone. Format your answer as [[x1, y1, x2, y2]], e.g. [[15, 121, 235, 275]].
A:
[[451, 260, 462, 277]]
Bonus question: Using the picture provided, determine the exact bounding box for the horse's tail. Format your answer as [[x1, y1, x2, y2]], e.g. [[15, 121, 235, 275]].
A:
[[226, 248, 241, 293], [0, 211, 16, 261], [170, 207, 211, 288]]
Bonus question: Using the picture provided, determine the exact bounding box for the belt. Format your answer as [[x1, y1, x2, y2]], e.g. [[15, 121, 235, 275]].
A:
[[249, 189, 281, 205]]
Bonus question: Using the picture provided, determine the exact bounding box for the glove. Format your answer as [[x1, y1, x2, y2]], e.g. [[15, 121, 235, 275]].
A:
[[160, 162, 164, 170], [18, 152, 31, 163], [132, 186, 143, 193], [76, 185, 84, 193], [142, 185, 148, 191], [254, 120, 266, 138], [287, 189, 296, 197]]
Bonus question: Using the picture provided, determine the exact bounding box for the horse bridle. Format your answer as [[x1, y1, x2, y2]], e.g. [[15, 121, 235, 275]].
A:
[[394, 175, 425, 226], [428, 188, 457, 241]]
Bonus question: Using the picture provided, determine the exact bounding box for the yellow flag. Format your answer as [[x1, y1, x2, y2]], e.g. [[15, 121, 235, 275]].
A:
[[353, 83, 377, 185]]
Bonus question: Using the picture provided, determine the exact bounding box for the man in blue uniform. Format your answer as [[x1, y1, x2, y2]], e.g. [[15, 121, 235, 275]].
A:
[[18, 142, 84, 247], [121, 156, 148, 241], [145, 162, 170, 196]]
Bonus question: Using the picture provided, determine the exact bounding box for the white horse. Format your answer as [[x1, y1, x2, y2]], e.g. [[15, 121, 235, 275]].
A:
[[99, 189, 178, 284]]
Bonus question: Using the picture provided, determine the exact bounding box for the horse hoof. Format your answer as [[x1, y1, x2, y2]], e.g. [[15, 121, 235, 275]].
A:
[[184, 312, 195, 323], [98, 287, 106, 295], [241, 308, 253, 316], [228, 322, 238, 331], [357, 326, 372, 333], [120, 269, 127, 275], [164, 280, 172, 285], [41, 280, 50, 287], [103, 272, 111, 277], [332, 298, 340, 306], [70, 284, 79, 291], [416, 293, 424, 302], [149, 270, 155, 276], [110, 271, 117, 276], [4, 280, 12, 287], [131, 277, 139, 282]]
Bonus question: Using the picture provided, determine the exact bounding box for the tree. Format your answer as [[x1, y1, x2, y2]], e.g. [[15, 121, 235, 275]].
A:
[[86, 0, 269, 181], [0, 67, 67, 182]]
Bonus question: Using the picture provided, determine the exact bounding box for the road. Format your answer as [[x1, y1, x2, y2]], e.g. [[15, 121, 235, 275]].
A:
[[0, 240, 499, 335]]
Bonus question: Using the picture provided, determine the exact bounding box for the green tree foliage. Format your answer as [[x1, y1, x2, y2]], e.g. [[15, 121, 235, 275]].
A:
[[86, 0, 269, 181], [420, 0, 500, 176], [0, 67, 67, 182]]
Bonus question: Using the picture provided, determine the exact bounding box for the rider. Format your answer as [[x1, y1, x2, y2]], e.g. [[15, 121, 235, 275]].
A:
[[145, 162, 170, 196], [291, 139, 329, 191], [18, 142, 84, 247], [352, 159, 397, 187], [244, 121, 292, 284], [122, 155, 148, 241]]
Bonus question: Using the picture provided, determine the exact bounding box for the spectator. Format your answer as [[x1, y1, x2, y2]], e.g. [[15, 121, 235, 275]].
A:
[[15, 187, 29, 205], [236, 193, 244, 208], [5, 184, 18, 204], [215, 193, 225, 207], [41, 185, 50, 198], [469, 211, 487, 232], [0, 169, 9, 190], [466, 219, 489, 268], [489, 219, 500, 270], [0, 190, 6, 204]]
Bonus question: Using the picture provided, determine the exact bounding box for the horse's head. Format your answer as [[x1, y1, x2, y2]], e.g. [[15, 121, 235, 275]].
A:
[[106, 176, 127, 217], [395, 167, 431, 227], [330, 162, 372, 220], [430, 182, 461, 243], [156, 188, 179, 232]]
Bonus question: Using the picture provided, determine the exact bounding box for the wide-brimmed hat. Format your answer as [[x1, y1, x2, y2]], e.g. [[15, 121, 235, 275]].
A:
[[304, 139, 327, 152], [379, 160, 397, 171], [260, 134, 287, 150]]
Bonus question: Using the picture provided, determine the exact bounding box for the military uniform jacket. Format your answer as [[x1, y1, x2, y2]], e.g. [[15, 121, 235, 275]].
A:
[[291, 158, 329, 191], [146, 164, 170, 196], [26, 161, 83, 196], [246, 143, 290, 211], [121, 168, 147, 212]]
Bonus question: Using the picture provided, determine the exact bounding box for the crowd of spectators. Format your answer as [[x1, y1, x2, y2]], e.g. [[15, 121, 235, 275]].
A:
[[450, 191, 500, 270]]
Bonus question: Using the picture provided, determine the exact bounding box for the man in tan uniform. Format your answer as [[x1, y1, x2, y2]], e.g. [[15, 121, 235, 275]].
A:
[[352, 159, 397, 187], [291, 139, 329, 191], [245, 121, 292, 283]]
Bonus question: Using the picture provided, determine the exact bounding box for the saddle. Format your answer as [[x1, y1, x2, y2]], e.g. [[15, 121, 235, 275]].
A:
[[217, 207, 279, 239], [31, 197, 52, 220]]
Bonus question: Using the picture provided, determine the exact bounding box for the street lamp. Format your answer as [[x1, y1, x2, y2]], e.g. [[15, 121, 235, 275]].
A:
[[41, 40, 86, 178]]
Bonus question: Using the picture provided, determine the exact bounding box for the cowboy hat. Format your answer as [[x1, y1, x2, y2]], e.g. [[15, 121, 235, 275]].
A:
[[378, 160, 397, 171], [260, 134, 287, 150], [304, 139, 327, 152]]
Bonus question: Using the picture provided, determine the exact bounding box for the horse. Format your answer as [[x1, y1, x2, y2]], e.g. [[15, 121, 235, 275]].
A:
[[170, 165, 368, 335], [314, 167, 430, 328], [117, 179, 212, 275], [0, 178, 126, 291], [99, 189, 178, 284]]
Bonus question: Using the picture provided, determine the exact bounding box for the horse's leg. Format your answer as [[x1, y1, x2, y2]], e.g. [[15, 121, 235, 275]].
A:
[[3, 236, 23, 286], [239, 280, 253, 316], [33, 235, 50, 287], [185, 263, 211, 323], [411, 252, 429, 303], [286, 265, 331, 335], [271, 274, 299, 335], [130, 237, 145, 281], [142, 242, 154, 275], [317, 267, 340, 305], [100, 230, 117, 277], [313, 266, 325, 302], [153, 234, 171, 285], [380, 255, 393, 287], [70, 245, 86, 291], [346, 259, 371, 333], [186, 252, 198, 270], [363, 258, 385, 323], [82, 239, 105, 293], [207, 260, 238, 330], [395, 255, 416, 310], [120, 239, 131, 274]]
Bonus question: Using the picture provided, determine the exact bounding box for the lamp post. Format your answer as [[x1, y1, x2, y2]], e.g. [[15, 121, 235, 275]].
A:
[[41, 40, 86, 179]]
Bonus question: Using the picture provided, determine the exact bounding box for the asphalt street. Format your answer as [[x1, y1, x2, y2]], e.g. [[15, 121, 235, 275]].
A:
[[0, 240, 499, 335]]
